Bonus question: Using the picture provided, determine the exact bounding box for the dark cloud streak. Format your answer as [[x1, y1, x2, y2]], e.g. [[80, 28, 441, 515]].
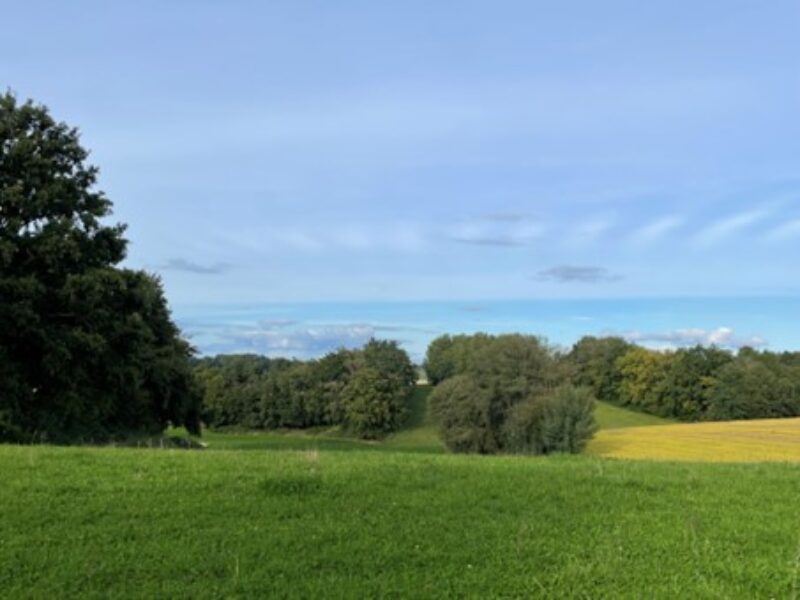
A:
[[536, 265, 623, 283], [160, 258, 231, 275]]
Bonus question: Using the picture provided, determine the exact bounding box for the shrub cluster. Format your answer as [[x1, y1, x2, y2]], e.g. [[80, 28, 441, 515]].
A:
[[567, 337, 800, 421], [194, 339, 416, 439], [426, 334, 597, 455]]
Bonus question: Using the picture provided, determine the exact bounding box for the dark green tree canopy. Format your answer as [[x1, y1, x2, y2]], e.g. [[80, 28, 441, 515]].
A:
[[0, 93, 127, 278], [426, 333, 597, 455], [193, 341, 416, 439], [0, 92, 200, 442]]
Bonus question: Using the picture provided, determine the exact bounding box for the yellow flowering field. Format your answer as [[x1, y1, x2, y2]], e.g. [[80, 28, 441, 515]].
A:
[[588, 417, 800, 462]]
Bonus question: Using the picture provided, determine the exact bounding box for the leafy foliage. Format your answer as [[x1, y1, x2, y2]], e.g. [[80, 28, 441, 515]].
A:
[[422, 333, 493, 385], [568, 336, 633, 403], [0, 93, 200, 442], [429, 375, 494, 453], [194, 340, 415, 439], [427, 334, 597, 455], [566, 336, 800, 422]]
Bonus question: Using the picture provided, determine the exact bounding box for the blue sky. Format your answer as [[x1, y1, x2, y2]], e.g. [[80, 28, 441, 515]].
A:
[[4, 1, 800, 358]]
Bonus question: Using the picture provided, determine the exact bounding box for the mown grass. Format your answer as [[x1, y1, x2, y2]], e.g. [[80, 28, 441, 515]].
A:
[[3, 445, 800, 597]]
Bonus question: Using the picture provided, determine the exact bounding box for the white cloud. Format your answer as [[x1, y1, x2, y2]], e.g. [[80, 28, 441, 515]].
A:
[[216, 222, 430, 255], [192, 321, 378, 358], [764, 218, 800, 242], [447, 216, 545, 247], [693, 209, 771, 246], [628, 216, 684, 245], [565, 218, 613, 247], [621, 326, 766, 349], [537, 265, 622, 283]]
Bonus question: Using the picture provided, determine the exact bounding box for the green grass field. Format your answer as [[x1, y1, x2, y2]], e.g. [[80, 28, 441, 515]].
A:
[[593, 399, 673, 430], [4, 446, 800, 597], [5, 391, 800, 597]]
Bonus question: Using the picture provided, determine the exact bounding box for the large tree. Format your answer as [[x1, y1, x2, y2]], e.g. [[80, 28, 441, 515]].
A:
[[0, 92, 201, 442]]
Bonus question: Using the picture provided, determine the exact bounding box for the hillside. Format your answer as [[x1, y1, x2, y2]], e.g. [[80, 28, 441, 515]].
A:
[[593, 400, 673, 430], [187, 389, 670, 455]]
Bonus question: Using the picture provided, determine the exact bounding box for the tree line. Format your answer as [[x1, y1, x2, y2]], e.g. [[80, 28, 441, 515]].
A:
[[194, 339, 416, 439], [423, 332, 800, 455], [569, 336, 800, 421]]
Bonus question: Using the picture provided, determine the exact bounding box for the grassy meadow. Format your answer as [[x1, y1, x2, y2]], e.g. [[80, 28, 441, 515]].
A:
[[5, 390, 800, 597]]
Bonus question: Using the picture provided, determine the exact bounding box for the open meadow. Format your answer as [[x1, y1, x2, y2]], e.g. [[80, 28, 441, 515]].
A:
[[5, 395, 800, 597]]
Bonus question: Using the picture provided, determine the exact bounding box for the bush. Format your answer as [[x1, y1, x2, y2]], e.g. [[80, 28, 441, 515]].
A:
[[503, 386, 597, 455], [340, 367, 410, 439], [429, 375, 496, 453], [501, 396, 545, 454], [537, 386, 597, 454], [426, 334, 582, 455]]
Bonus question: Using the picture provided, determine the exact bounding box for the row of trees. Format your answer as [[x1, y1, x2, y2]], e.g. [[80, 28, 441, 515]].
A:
[[194, 340, 416, 439], [0, 93, 201, 443], [570, 336, 800, 421], [424, 332, 800, 454], [425, 334, 596, 455]]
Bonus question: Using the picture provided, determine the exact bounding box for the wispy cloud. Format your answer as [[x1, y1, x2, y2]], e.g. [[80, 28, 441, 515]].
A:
[[629, 216, 684, 245], [764, 218, 800, 242], [447, 216, 545, 247], [564, 218, 614, 248], [217, 222, 428, 255], [160, 258, 230, 275], [622, 326, 766, 349], [694, 209, 771, 246], [478, 212, 531, 223], [537, 265, 623, 283], [257, 319, 299, 328], [460, 305, 488, 313]]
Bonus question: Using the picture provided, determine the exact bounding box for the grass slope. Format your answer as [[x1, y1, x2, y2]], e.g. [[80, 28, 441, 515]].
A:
[[3, 445, 800, 597], [594, 400, 672, 430]]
